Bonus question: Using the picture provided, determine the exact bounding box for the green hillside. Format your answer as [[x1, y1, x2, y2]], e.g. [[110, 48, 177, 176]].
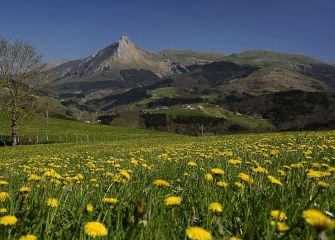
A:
[[0, 112, 172, 144]]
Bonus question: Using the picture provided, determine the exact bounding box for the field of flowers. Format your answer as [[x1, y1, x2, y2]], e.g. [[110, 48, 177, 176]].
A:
[[0, 131, 335, 239]]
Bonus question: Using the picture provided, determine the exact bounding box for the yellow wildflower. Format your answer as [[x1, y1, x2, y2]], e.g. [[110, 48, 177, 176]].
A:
[[153, 179, 170, 187], [302, 209, 335, 230], [164, 196, 182, 206], [47, 198, 58, 208], [0, 215, 18, 225], [271, 210, 287, 220], [84, 221, 108, 238], [209, 202, 223, 213], [102, 197, 118, 205], [186, 226, 212, 240], [19, 235, 38, 240]]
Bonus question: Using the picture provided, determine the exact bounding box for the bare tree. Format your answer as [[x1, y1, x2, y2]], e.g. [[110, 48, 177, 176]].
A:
[[0, 37, 51, 146]]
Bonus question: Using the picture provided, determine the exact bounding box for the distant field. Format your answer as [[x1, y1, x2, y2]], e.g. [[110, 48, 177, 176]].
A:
[[0, 131, 334, 239], [0, 112, 171, 143]]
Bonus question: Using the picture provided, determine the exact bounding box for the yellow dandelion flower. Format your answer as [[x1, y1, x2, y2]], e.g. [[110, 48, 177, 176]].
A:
[[47, 198, 58, 208], [229, 237, 241, 240], [302, 209, 335, 231], [187, 161, 197, 167], [267, 176, 283, 186], [102, 197, 118, 205], [317, 181, 329, 188], [186, 226, 212, 240], [270, 221, 289, 232], [0, 192, 9, 202], [86, 203, 94, 213], [252, 166, 268, 174], [28, 174, 41, 181], [238, 173, 253, 183], [209, 202, 223, 213], [164, 196, 182, 206], [0, 208, 7, 214], [19, 186, 31, 194], [0, 180, 8, 185], [217, 180, 229, 187], [227, 159, 242, 165], [84, 221, 108, 238], [205, 173, 213, 181], [153, 179, 170, 187], [211, 168, 225, 175], [234, 182, 243, 188], [19, 234, 38, 240], [271, 210, 287, 220], [0, 215, 18, 226], [307, 170, 331, 178]]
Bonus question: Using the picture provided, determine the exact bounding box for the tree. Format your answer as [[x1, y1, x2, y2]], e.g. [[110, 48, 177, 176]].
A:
[[0, 37, 51, 146]]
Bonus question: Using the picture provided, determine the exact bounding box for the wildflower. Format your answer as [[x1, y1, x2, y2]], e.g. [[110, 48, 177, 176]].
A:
[[271, 210, 287, 220], [302, 209, 335, 231], [0, 208, 7, 214], [211, 168, 225, 175], [47, 198, 58, 208], [234, 182, 243, 188], [86, 203, 94, 213], [228, 159, 242, 165], [20, 186, 32, 194], [84, 221, 108, 238], [205, 173, 213, 181], [229, 237, 241, 240], [119, 169, 131, 180], [317, 181, 329, 188], [19, 235, 38, 240], [0, 192, 9, 202], [0, 180, 8, 185], [153, 179, 170, 187], [102, 197, 118, 205], [238, 173, 253, 183], [186, 226, 212, 240], [270, 221, 289, 231], [252, 166, 268, 174], [187, 161, 197, 167], [217, 180, 229, 187], [0, 215, 18, 226], [307, 170, 331, 179], [209, 202, 223, 213], [267, 176, 283, 186], [164, 196, 182, 206], [28, 174, 41, 181]]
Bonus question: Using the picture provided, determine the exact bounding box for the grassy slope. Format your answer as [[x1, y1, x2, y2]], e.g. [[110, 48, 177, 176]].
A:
[[0, 111, 173, 143]]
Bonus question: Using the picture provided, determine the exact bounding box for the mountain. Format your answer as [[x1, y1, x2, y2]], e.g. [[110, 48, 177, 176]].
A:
[[49, 37, 335, 133], [51, 36, 225, 102]]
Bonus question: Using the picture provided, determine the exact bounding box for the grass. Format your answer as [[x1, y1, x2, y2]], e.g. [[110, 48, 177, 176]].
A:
[[0, 111, 171, 143], [150, 87, 177, 98], [0, 130, 335, 239]]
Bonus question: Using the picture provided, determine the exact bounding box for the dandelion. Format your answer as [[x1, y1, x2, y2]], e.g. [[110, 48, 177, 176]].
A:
[[307, 170, 331, 178], [20, 186, 32, 194], [86, 203, 94, 213], [271, 210, 287, 221], [270, 221, 289, 232], [267, 176, 283, 186], [209, 202, 223, 213], [186, 226, 212, 240], [84, 221, 108, 238], [317, 181, 329, 188], [211, 168, 225, 175], [0, 180, 8, 185], [0, 215, 18, 226], [153, 179, 170, 187], [164, 196, 182, 206], [217, 180, 229, 187], [302, 209, 335, 231], [19, 234, 38, 240], [252, 166, 268, 174], [187, 161, 197, 167], [228, 159, 242, 165], [238, 173, 253, 183], [0, 208, 7, 214], [229, 237, 241, 240], [234, 182, 243, 188], [28, 174, 41, 181], [47, 198, 58, 208], [0, 192, 9, 202], [204, 173, 213, 181], [102, 197, 118, 205]]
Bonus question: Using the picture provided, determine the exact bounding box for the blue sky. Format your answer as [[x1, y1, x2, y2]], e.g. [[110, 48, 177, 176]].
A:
[[1, 0, 334, 63]]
